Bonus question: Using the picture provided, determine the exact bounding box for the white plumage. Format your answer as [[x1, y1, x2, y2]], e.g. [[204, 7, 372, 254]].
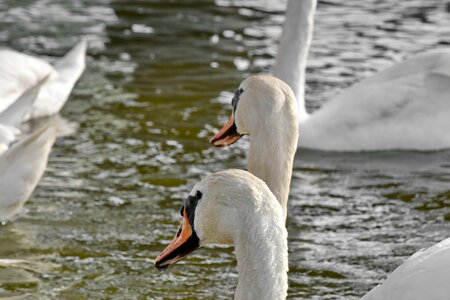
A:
[[0, 41, 85, 216], [0, 125, 57, 221], [362, 238, 450, 300], [0, 39, 87, 120]]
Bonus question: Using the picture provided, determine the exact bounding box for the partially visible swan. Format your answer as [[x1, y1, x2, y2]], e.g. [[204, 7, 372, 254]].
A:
[[0, 39, 87, 120], [274, 0, 450, 151], [210, 75, 298, 219], [362, 237, 450, 300], [155, 169, 288, 300], [154, 169, 450, 299], [0, 124, 57, 222]]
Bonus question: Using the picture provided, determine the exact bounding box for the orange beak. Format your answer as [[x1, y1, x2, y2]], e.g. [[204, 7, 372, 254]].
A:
[[155, 208, 200, 270], [209, 113, 243, 147]]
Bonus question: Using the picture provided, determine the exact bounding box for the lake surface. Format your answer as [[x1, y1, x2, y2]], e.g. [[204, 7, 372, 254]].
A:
[[1, 0, 450, 299]]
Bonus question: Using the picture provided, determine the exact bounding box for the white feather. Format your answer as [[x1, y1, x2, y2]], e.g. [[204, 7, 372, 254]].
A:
[[0, 125, 56, 221]]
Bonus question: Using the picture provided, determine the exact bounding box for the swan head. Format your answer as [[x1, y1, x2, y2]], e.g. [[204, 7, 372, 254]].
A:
[[210, 74, 297, 147], [154, 169, 282, 270]]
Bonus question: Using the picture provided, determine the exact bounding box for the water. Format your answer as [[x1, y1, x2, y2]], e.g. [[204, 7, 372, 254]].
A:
[[1, 0, 450, 298]]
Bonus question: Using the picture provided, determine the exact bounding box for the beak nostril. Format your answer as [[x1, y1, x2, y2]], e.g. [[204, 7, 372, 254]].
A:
[[176, 227, 182, 238]]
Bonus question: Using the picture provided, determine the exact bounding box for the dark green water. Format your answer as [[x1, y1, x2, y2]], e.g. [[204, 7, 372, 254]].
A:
[[1, 0, 450, 299]]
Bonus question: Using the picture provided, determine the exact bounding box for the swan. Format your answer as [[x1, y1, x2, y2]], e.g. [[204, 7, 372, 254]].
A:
[[210, 75, 298, 219], [0, 124, 57, 222], [0, 39, 87, 120], [154, 169, 450, 299], [155, 169, 288, 300], [273, 0, 450, 151]]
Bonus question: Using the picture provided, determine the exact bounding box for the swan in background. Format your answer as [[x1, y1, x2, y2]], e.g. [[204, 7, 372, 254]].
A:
[[0, 39, 87, 120], [210, 75, 298, 219], [155, 169, 288, 300], [0, 124, 57, 222], [274, 0, 450, 151], [154, 169, 450, 299]]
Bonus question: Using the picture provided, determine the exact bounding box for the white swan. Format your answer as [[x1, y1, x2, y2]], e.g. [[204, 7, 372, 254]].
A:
[[0, 39, 87, 120], [210, 75, 298, 219], [274, 0, 450, 151], [0, 124, 57, 222], [154, 169, 450, 299], [155, 169, 288, 300]]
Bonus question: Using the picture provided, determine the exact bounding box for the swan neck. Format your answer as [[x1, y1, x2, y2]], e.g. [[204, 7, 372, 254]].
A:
[[233, 207, 288, 300], [247, 122, 298, 220], [273, 0, 316, 122]]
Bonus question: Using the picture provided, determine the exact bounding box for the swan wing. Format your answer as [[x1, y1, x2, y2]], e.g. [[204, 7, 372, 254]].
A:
[[301, 50, 450, 150], [0, 125, 56, 221], [31, 39, 87, 118], [0, 48, 54, 113], [362, 238, 450, 300], [0, 74, 49, 127]]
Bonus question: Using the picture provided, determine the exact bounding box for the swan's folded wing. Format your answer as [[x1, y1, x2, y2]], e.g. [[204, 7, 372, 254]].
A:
[[361, 238, 450, 300], [303, 50, 450, 150], [0, 49, 54, 113]]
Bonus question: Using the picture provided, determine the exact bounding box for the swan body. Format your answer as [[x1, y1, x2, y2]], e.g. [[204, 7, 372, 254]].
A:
[[0, 125, 57, 221], [210, 75, 299, 219], [155, 169, 288, 300], [275, 0, 450, 151], [0, 39, 87, 120], [362, 237, 450, 300]]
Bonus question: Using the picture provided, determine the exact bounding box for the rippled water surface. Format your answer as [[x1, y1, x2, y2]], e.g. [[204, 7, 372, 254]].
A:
[[1, 0, 450, 299]]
